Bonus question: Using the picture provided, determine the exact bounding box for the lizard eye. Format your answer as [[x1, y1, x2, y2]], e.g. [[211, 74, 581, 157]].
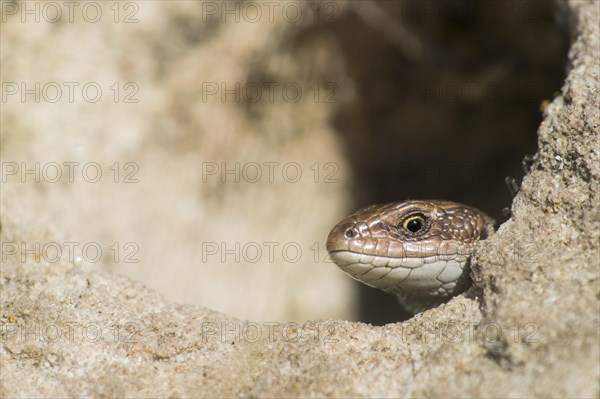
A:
[[402, 214, 426, 233]]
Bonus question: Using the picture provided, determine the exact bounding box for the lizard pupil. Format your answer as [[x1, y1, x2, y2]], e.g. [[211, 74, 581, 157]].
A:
[[406, 218, 423, 232]]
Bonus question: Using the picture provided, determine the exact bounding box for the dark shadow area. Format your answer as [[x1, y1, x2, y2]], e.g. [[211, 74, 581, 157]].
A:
[[320, 0, 569, 325]]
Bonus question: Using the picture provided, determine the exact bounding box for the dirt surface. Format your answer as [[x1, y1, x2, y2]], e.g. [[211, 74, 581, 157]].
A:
[[1, 0, 598, 397]]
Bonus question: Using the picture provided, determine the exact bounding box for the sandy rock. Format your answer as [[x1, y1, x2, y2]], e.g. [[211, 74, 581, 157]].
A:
[[1, 0, 598, 397]]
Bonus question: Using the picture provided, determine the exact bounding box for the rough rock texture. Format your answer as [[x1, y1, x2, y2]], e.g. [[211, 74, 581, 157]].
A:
[[1, 1, 599, 398]]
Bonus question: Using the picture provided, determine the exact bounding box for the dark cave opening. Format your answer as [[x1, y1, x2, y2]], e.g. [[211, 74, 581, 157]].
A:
[[322, 0, 570, 324]]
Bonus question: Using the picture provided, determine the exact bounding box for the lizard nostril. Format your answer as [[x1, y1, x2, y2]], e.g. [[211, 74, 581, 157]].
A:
[[344, 228, 357, 239]]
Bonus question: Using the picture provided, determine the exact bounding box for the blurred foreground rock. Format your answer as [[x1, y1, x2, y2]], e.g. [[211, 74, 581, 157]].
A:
[[1, 0, 598, 397]]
